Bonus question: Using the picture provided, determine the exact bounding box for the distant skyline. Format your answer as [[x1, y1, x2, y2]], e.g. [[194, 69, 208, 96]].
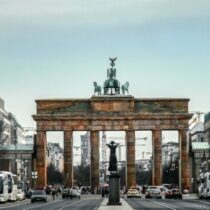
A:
[[1, 0, 210, 129]]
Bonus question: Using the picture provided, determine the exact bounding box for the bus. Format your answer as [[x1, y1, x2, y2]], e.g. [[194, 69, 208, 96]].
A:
[[197, 172, 205, 199], [0, 171, 17, 202], [0, 172, 9, 203], [203, 172, 210, 198]]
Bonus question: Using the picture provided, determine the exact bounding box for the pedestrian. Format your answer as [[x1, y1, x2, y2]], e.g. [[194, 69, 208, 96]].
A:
[[105, 187, 109, 198], [52, 188, 56, 200], [101, 188, 105, 198]]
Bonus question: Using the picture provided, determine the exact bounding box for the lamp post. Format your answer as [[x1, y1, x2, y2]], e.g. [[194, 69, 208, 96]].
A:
[[31, 171, 37, 188]]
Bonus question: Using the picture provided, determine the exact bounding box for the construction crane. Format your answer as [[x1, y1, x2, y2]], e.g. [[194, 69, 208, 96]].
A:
[[101, 131, 107, 169], [189, 111, 206, 125]]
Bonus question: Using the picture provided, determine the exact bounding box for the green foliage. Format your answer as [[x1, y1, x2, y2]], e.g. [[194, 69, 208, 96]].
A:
[[136, 168, 152, 185], [47, 163, 63, 185], [162, 159, 179, 186], [118, 166, 126, 187], [73, 164, 90, 187]]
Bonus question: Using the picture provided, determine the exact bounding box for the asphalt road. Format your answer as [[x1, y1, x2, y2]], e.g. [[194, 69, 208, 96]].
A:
[[2, 196, 210, 210], [126, 198, 210, 210], [0, 196, 103, 210]]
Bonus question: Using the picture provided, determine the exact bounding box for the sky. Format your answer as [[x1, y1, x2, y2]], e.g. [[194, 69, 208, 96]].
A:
[[0, 0, 210, 159]]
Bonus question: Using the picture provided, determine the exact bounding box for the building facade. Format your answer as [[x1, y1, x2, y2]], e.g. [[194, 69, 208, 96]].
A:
[[80, 132, 90, 166], [47, 142, 64, 173]]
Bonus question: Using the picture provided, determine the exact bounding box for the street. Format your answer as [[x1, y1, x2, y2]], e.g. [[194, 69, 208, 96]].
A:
[[1, 196, 210, 210], [126, 198, 210, 210], [0, 195, 102, 210]]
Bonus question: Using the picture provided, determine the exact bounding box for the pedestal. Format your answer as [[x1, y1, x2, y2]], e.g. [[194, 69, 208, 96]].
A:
[[107, 173, 121, 205]]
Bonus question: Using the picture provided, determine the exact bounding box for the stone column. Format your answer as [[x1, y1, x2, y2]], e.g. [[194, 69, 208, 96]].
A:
[[126, 130, 136, 189], [64, 131, 73, 187], [179, 129, 190, 190], [36, 131, 47, 188], [90, 131, 99, 193], [152, 129, 162, 185]]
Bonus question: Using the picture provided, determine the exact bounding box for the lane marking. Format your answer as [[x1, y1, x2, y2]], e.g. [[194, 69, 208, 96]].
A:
[[149, 200, 176, 210], [179, 201, 210, 210], [56, 200, 81, 210], [23, 199, 65, 210]]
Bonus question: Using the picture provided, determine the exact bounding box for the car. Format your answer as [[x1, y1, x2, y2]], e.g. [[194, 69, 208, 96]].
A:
[[171, 189, 182, 199], [145, 186, 162, 199], [162, 184, 172, 190], [127, 188, 141, 198], [17, 191, 25, 200], [31, 190, 47, 203], [62, 188, 81, 199], [26, 189, 33, 199], [165, 190, 173, 199], [62, 188, 69, 199], [71, 189, 81, 199]]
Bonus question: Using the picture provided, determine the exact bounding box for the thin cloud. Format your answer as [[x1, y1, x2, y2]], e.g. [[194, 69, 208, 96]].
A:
[[0, 0, 210, 27]]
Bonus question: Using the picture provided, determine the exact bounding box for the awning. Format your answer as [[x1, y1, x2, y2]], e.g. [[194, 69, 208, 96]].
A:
[[192, 142, 210, 151]]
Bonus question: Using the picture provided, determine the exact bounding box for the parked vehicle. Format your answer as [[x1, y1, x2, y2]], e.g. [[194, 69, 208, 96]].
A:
[[127, 188, 141, 198], [202, 172, 210, 198], [31, 190, 47, 203], [26, 189, 33, 199], [17, 191, 25, 200], [17, 181, 27, 200], [0, 171, 17, 202], [0, 172, 9, 203]]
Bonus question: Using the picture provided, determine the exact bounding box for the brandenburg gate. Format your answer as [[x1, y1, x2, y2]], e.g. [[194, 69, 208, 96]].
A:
[[33, 58, 192, 191]]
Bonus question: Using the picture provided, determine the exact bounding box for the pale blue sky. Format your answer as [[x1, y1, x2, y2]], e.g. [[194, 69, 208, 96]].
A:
[[0, 0, 210, 128]]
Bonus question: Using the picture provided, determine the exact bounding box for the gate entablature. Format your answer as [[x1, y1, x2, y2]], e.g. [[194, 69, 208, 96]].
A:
[[33, 97, 192, 131]]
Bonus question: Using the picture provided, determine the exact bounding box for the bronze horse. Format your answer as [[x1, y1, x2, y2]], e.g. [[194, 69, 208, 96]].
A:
[[121, 81, 129, 95], [93, 82, 101, 95]]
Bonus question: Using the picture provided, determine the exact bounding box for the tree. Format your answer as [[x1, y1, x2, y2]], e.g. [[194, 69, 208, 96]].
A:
[[73, 164, 90, 187], [162, 159, 179, 186], [136, 169, 152, 186], [47, 163, 63, 185], [0, 120, 9, 148], [118, 165, 126, 187]]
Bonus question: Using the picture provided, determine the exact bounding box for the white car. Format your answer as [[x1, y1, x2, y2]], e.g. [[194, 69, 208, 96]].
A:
[[127, 188, 141, 198], [17, 191, 25, 200]]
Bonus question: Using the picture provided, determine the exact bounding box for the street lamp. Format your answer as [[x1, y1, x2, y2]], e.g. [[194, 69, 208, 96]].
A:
[[13, 125, 18, 175], [31, 171, 37, 188]]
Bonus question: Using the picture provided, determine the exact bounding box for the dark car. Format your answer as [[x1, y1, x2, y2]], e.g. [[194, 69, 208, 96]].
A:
[[171, 189, 182, 199], [26, 189, 33, 199], [31, 190, 47, 203], [62, 188, 69, 199]]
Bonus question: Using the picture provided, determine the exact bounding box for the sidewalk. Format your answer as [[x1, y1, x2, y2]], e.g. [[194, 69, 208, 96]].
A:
[[182, 193, 198, 200], [98, 198, 133, 210]]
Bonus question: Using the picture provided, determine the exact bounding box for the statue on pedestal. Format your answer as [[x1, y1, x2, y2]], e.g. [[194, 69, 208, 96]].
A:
[[106, 141, 119, 173], [106, 140, 121, 205]]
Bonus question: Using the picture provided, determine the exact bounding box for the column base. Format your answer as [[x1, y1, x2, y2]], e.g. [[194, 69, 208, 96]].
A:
[[108, 173, 121, 205], [107, 202, 122, 205]]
